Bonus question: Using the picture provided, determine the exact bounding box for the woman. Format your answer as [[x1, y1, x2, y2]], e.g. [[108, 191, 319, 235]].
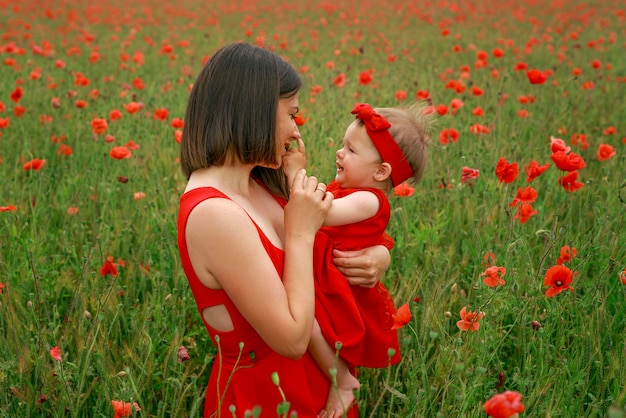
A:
[[177, 42, 390, 417]]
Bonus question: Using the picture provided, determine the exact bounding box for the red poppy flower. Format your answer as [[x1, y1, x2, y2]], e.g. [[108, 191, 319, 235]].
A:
[[492, 48, 505, 58], [110, 146, 132, 160], [570, 133, 589, 150], [293, 115, 308, 126], [125, 140, 140, 150], [526, 69, 547, 84], [153, 108, 169, 121], [132, 77, 145, 90], [123, 101, 143, 114], [517, 95, 535, 104], [550, 151, 586, 172], [461, 166, 480, 185], [13, 105, 26, 117], [450, 98, 464, 110], [558, 171, 584, 192], [556, 245, 577, 265], [10, 87, 23, 103], [73, 72, 90, 86], [514, 203, 538, 224], [100, 256, 119, 277], [597, 144, 616, 161], [391, 303, 412, 329], [49, 346, 62, 362], [471, 86, 484, 96], [171, 117, 184, 129], [469, 123, 489, 134], [456, 306, 485, 332], [620, 268, 626, 285], [544, 265, 574, 297], [358, 70, 373, 85], [439, 128, 459, 145], [550, 137, 571, 154], [175, 130, 182, 143], [472, 106, 484, 116], [602, 126, 616, 135], [333, 73, 346, 87], [109, 109, 123, 121], [481, 266, 506, 287], [582, 81, 595, 90], [495, 157, 519, 183], [0, 282, 4, 293], [435, 104, 448, 115], [395, 90, 407, 102], [91, 117, 108, 135], [524, 160, 550, 182], [484, 391, 525, 418], [0, 205, 17, 212], [415, 90, 431, 100], [57, 143, 73, 156], [111, 400, 141, 418], [393, 183, 415, 197], [509, 186, 537, 207], [0, 117, 9, 129], [23, 158, 46, 171]]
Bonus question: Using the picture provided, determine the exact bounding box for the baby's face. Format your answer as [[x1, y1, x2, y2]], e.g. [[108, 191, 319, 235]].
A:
[[334, 122, 382, 189]]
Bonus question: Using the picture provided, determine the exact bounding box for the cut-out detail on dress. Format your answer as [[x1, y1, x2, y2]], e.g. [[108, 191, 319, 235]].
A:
[[202, 304, 234, 332]]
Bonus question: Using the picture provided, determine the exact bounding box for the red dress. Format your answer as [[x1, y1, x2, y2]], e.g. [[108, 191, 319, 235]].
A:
[[314, 181, 401, 368], [178, 187, 358, 418]]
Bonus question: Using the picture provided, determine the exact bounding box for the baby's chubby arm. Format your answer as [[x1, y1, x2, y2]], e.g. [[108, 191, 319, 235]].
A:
[[283, 137, 307, 188]]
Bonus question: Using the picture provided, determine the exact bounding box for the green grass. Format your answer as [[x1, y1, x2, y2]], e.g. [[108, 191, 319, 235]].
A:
[[1, 0, 625, 416]]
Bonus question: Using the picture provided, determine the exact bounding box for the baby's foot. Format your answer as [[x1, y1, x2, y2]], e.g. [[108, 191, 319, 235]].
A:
[[318, 373, 360, 418]]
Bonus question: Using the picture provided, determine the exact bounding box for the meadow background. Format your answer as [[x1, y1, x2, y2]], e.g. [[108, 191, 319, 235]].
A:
[[1, 0, 625, 416]]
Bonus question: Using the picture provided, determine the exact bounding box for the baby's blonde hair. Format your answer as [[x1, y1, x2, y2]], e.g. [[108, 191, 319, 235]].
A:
[[374, 102, 433, 184]]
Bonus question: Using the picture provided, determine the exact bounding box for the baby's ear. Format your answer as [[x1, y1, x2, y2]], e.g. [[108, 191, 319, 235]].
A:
[[374, 162, 392, 182]]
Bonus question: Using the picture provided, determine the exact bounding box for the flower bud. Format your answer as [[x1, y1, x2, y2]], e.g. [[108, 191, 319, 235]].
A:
[[177, 346, 190, 363], [271, 371, 280, 386]]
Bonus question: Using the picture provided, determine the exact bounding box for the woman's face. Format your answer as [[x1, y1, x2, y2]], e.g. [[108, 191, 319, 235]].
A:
[[274, 94, 301, 166]]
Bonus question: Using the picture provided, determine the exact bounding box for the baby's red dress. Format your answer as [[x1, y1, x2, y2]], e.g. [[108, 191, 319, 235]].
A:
[[178, 187, 357, 417], [314, 181, 401, 368]]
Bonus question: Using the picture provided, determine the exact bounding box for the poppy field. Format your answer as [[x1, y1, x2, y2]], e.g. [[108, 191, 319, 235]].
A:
[[1, 0, 625, 416]]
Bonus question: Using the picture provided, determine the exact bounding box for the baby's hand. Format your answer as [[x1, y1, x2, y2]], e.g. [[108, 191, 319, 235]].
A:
[[283, 137, 306, 188]]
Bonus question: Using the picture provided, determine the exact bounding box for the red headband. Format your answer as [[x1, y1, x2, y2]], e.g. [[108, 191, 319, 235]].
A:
[[351, 103, 414, 187]]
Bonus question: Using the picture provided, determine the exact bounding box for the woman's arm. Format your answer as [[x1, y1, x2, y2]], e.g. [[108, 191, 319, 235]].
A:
[[186, 170, 332, 358]]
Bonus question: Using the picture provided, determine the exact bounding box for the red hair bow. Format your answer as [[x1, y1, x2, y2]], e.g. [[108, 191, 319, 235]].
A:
[[351, 104, 391, 131]]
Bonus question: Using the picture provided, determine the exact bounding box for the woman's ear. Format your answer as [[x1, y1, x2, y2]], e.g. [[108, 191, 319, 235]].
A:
[[374, 162, 392, 182]]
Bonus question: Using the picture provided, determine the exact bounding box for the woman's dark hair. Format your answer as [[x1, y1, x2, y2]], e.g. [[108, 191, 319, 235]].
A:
[[180, 42, 302, 197]]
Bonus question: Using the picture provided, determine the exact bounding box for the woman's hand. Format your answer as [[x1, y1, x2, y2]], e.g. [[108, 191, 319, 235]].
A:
[[284, 169, 333, 239], [332, 246, 391, 288]]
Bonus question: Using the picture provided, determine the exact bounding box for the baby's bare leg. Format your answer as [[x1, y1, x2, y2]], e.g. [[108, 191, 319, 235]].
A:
[[308, 320, 360, 417]]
